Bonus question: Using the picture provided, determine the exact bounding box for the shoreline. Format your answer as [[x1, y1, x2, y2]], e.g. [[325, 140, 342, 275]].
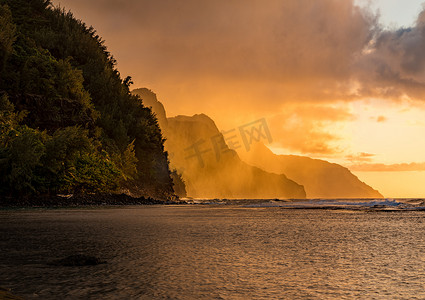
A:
[[0, 193, 187, 209]]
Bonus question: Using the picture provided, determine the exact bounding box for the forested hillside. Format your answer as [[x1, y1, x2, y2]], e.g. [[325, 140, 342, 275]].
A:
[[0, 0, 174, 198]]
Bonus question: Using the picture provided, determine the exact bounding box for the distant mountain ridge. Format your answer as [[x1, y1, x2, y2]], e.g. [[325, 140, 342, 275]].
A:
[[238, 142, 383, 199]]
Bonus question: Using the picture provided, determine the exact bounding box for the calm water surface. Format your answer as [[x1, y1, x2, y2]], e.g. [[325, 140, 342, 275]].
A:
[[1, 205, 425, 299]]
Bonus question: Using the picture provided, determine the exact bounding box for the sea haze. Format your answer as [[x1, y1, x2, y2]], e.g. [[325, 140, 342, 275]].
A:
[[1, 204, 425, 299]]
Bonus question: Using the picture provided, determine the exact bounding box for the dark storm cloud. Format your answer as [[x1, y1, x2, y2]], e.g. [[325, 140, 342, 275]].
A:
[[356, 8, 425, 100]]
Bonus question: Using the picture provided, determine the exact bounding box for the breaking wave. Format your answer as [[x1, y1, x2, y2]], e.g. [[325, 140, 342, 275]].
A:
[[184, 198, 425, 210]]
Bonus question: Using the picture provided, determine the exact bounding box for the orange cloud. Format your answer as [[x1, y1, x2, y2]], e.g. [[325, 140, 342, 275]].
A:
[[268, 104, 352, 155], [376, 115, 387, 122], [349, 162, 425, 172], [53, 0, 377, 104], [346, 152, 376, 163]]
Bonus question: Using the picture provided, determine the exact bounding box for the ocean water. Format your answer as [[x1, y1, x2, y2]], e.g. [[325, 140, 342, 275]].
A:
[[1, 200, 425, 299]]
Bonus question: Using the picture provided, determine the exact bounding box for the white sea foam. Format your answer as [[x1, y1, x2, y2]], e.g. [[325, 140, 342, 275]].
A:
[[183, 198, 425, 210], [243, 199, 425, 210]]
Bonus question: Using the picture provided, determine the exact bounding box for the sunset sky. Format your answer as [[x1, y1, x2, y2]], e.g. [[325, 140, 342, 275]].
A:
[[53, 0, 425, 198]]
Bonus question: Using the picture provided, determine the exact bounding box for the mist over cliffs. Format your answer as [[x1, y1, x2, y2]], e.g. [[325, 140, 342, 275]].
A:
[[133, 88, 305, 199], [133, 88, 383, 199]]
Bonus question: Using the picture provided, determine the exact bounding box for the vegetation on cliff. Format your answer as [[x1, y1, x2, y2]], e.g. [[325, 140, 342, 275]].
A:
[[0, 0, 174, 198]]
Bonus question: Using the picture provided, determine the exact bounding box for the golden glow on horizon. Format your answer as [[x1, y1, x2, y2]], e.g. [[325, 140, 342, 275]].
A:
[[354, 171, 425, 198], [347, 99, 425, 165]]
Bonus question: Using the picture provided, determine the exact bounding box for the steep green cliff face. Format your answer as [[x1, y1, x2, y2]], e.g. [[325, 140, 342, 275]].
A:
[[0, 1, 174, 198]]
